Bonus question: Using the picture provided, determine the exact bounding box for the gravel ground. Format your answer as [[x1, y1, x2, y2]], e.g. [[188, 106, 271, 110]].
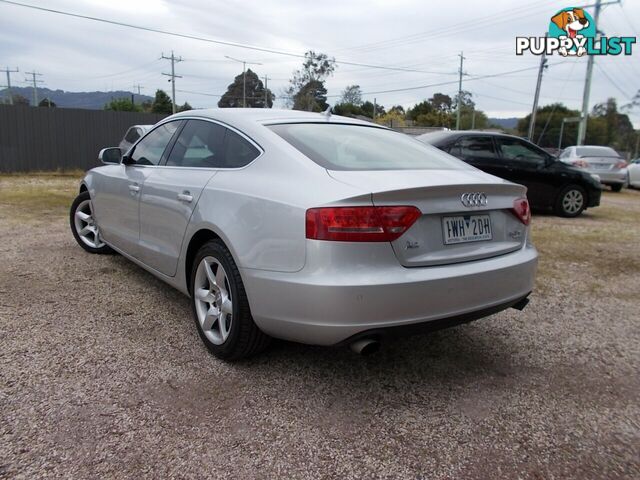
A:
[[1, 177, 639, 479]]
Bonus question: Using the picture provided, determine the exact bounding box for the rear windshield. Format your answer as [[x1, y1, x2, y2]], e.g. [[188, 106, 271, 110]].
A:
[[268, 123, 468, 171], [576, 146, 620, 158]]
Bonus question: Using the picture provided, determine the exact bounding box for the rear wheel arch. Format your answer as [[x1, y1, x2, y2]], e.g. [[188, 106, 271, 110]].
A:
[[185, 229, 224, 294], [79, 183, 88, 194]]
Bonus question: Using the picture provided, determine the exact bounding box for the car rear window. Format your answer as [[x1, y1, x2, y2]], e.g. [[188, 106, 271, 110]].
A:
[[576, 146, 620, 158], [268, 123, 468, 171]]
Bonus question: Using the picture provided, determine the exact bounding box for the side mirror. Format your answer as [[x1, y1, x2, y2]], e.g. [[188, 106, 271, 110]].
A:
[[99, 147, 122, 165]]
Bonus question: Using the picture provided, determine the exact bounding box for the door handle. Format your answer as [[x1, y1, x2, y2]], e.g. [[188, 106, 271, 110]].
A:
[[177, 192, 193, 203], [129, 184, 140, 193]]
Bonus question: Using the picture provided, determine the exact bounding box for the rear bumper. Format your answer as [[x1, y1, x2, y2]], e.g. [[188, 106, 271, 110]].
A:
[[241, 243, 538, 345], [590, 170, 627, 185]]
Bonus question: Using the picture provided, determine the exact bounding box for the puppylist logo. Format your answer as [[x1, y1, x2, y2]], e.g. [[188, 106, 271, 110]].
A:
[[516, 7, 636, 57]]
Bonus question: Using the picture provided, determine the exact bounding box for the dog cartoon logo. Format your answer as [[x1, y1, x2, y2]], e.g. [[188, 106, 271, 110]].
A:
[[549, 7, 596, 56]]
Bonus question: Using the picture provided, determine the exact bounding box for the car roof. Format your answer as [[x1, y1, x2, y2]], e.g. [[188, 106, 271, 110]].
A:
[[417, 130, 525, 143], [168, 108, 381, 128]]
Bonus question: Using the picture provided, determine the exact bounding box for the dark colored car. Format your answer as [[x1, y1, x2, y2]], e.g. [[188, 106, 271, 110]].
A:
[[417, 131, 602, 217]]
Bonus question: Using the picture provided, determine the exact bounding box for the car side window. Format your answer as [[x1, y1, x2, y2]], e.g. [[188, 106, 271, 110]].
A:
[[496, 137, 547, 165], [166, 120, 226, 168], [124, 127, 141, 144], [223, 129, 260, 168], [449, 136, 496, 161], [130, 122, 181, 166]]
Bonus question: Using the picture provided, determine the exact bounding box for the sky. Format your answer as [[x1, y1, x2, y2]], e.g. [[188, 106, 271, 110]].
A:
[[0, 0, 638, 125]]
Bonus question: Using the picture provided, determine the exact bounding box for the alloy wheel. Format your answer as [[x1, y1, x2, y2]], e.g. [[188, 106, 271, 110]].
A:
[[74, 199, 105, 249], [194, 256, 233, 345]]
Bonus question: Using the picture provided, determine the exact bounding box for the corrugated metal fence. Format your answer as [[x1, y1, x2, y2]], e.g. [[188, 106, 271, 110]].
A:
[[0, 105, 167, 172]]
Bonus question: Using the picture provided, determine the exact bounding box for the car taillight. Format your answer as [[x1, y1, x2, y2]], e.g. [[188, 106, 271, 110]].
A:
[[306, 206, 421, 242], [614, 160, 628, 169], [512, 198, 531, 226], [572, 160, 590, 168]]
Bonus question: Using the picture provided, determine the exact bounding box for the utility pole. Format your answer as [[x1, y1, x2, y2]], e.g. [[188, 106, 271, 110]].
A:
[[161, 51, 182, 114], [576, 0, 624, 144], [132, 84, 144, 106], [263, 75, 270, 108], [225, 56, 262, 108], [24, 71, 43, 106], [471, 109, 476, 130], [528, 33, 548, 142], [456, 52, 465, 130], [1, 67, 19, 105], [373, 98, 377, 120]]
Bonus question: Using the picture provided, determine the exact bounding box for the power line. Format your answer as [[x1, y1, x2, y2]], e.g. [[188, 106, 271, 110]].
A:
[[0, 0, 457, 76], [595, 62, 632, 100]]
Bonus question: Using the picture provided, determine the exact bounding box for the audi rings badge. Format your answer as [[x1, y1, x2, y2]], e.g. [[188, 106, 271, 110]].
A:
[[460, 192, 488, 208]]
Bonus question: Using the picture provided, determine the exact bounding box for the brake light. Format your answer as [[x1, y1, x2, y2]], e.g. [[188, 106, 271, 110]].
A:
[[572, 160, 590, 168], [306, 206, 421, 242], [614, 160, 628, 169], [512, 198, 531, 226]]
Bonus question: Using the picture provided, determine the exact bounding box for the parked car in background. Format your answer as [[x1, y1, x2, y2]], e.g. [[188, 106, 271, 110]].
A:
[[70, 109, 537, 360], [417, 131, 602, 218], [118, 124, 152, 153], [628, 158, 640, 189], [559, 145, 628, 192]]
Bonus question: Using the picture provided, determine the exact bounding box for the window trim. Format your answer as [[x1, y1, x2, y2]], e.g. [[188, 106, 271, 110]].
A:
[[495, 136, 549, 164], [124, 119, 185, 167], [126, 116, 264, 170], [451, 134, 498, 160]]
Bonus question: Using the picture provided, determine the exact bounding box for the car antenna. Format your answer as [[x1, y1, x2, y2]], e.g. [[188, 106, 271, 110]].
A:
[[323, 105, 332, 119]]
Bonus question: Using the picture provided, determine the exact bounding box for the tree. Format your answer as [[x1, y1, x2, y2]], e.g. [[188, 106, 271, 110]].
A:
[[360, 100, 385, 119], [104, 97, 141, 112], [340, 85, 362, 106], [38, 98, 56, 108], [429, 93, 453, 114], [406, 100, 433, 121], [218, 69, 273, 108], [286, 51, 336, 109], [11, 94, 30, 106], [177, 102, 193, 112], [388, 105, 405, 115], [293, 80, 328, 112], [333, 102, 363, 117], [517, 103, 580, 148], [375, 110, 406, 127], [151, 89, 173, 114]]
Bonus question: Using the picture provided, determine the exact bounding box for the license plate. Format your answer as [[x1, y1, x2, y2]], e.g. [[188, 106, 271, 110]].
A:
[[442, 214, 492, 245]]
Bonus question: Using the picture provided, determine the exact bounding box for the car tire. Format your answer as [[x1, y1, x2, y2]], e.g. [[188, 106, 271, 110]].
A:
[[190, 239, 270, 360], [69, 191, 113, 254], [610, 184, 623, 192], [554, 185, 586, 218]]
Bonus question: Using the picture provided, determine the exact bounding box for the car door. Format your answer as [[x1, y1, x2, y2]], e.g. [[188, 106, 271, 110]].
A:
[[137, 119, 227, 276], [92, 121, 182, 258], [494, 136, 554, 208]]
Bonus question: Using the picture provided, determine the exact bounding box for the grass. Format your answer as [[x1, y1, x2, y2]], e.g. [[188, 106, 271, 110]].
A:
[[0, 172, 83, 220]]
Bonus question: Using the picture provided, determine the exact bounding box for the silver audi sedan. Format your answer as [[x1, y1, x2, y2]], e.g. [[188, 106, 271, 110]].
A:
[[70, 109, 537, 359]]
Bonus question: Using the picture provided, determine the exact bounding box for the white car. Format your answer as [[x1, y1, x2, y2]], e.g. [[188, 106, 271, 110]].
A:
[[628, 158, 640, 188], [70, 109, 537, 359], [559, 145, 628, 191], [118, 124, 153, 154]]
